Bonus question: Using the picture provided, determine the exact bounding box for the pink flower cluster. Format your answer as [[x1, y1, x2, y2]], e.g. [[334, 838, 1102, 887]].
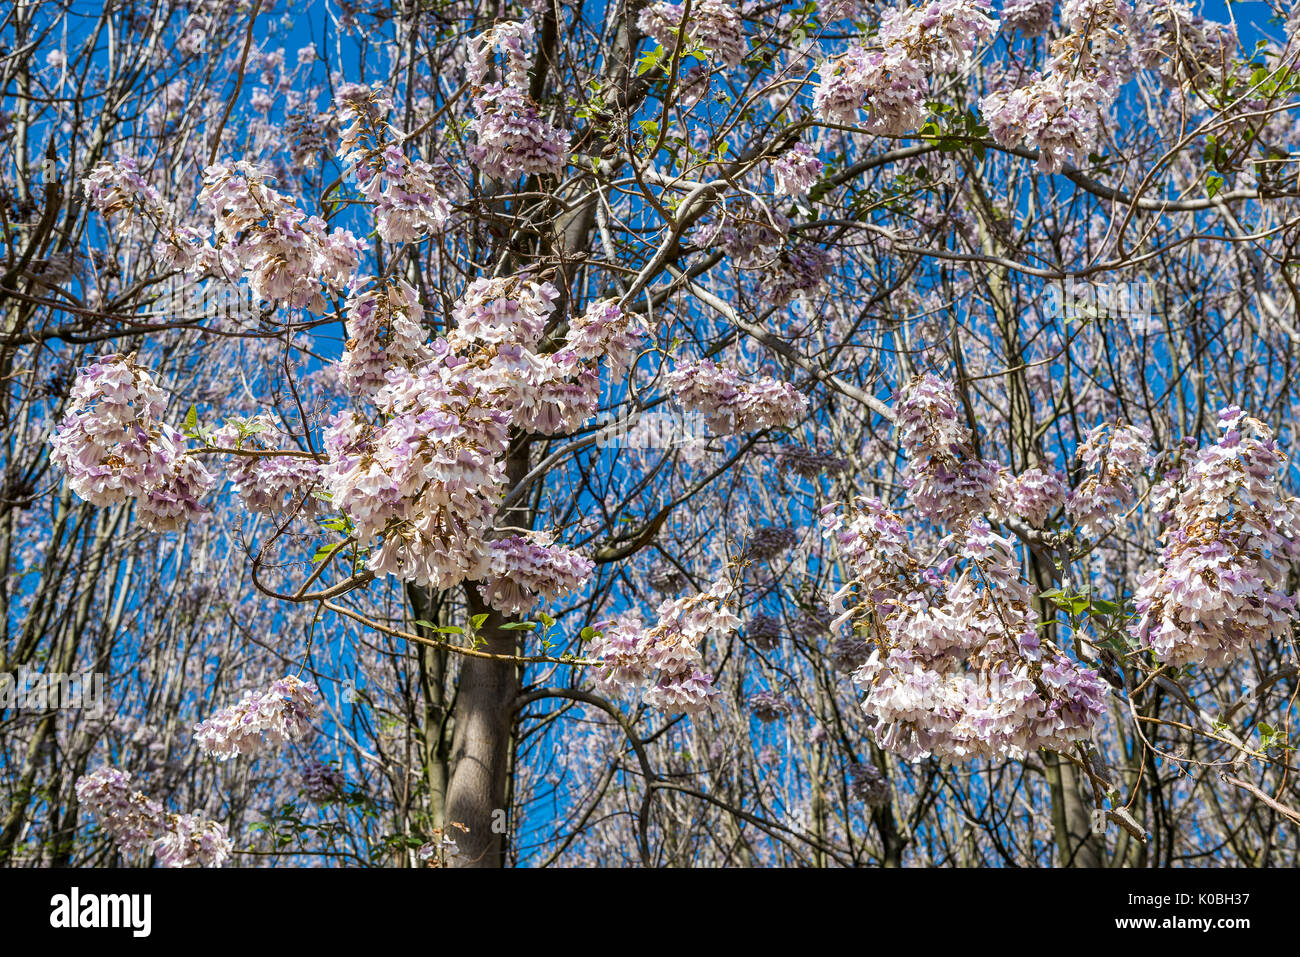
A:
[[588, 580, 739, 714], [1065, 422, 1152, 538], [778, 444, 850, 477], [1130, 408, 1300, 668], [824, 500, 1108, 762], [321, 356, 509, 588], [979, 0, 1131, 172], [479, 534, 595, 616], [848, 762, 891, 806], [637, 0, 749, 68], [1132, 2, 1237, 89], [996, 466, 1068, 528], [894, 373, 1000, 525], [467, 18, 535, 88], [664, 359, 808, 434], [324, 277, 627, 588], [1000, 0, 1053, 36], [198, 161, 363, 311], [1060, 0, 1130, 32], [771, 143, 824, 197], [761, 244, 833, 308], [981, 70, 1114, 173], [566, 298, 646, 376], [466, 22, 568, 180], [813, 0, 996, 131], [299, 759, 346, 803], [210, 415, 324, 518], [452, 276, 559, 349], [340, 278, 433, 395], [153, 813, 235, 868], [748, 690, 791, 722], [192, 674, 320, 760], [75, 767, 232, 868], [335, 87, 452, 243], [745, 612, 783, 650], [512, 348, 603, 436], [50, 355, 214, 531], [83, 159, 207, 268]]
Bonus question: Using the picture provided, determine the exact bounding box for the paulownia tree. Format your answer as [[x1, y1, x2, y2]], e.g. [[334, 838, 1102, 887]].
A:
[[2, 0, 1300, 867]]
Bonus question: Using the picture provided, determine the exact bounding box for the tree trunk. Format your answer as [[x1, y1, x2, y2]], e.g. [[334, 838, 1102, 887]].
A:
[[443, 587, 519, 867]]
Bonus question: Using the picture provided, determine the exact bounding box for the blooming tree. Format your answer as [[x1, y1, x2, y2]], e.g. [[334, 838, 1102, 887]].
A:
[[2, 0, 1300, 868]]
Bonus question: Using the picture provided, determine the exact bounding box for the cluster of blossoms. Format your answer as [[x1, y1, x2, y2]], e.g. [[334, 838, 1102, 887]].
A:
[[210, 415, 323, 518], [1130, 408, 1300, 668], [1065, 422, 1152, 538], [760, 243, 833, 308], [664, 359, 808, 434], [1060, 0, 1131, 31], [467, 17, 534, 88], [324, 277, 609, 589], [745, 612, 783, 651], [996, 465, 1068, 528], [192, 674, 320, 760], [747, 690, 791, 722], [637, 0, 749, 68], [813, 0, 996, 132], [83, 159, 207, 267], [588, 580, 740, 714], [450, 277, 601, 436], [322, 359, 509, 587], [893, 373, 1000, 525], [339, 278, 433, 395], [152, 813, 236, 868], [84, 158, 166, 221], [50, 355, 215, 531], [979, 0, 1137, 172], [980, 68, 1114, 174], [1131, 1, 1238, 89], [451, 275, 558, 348], [334, 85, 452, 243], [848, 762, 892, 806], [696, 201, 791, 267], [824, 499, 1109, 761], [1000, 0, 1053, 35], [198, 161, 363, 311], [75, 768, 232, 868], [465, 21, 569, 180], [565, 298, 646, 377], [478, 534, 595, 615], [299, 759, 346, 803], [693, 202, 829, 309], [748, 525, 799, 561], [777, 444, 850, 478], [772, 143, 824, 197]]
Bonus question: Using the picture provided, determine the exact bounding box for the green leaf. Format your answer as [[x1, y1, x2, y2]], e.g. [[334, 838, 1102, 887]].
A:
[[1206, 172, 1224, 198], [184, 404, 198, 435], [414, 619, 464, 635], [636, 45, 664, 76], [310, 543, 343, 563], [499, 621, 538, 631], [470, 613, 490, 630]]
